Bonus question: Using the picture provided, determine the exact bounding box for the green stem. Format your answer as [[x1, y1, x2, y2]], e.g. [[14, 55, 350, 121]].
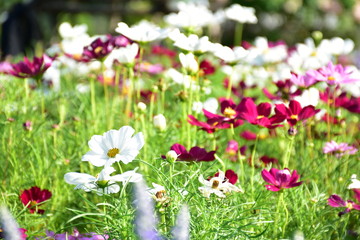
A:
[[281, 192, 289, 237], [283, 135, 295, 168], [234, 23, 243, 46], [226, 66, 234, 100], [250, 134, 259, 198], [214, 154, 226, 172]]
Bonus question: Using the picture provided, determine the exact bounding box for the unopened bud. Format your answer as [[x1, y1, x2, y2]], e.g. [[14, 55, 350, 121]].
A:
[[166, 150, 178, 162], [153, 114, 166, 131], [137, 102, 147, 113], [288, 127, 297, 136]]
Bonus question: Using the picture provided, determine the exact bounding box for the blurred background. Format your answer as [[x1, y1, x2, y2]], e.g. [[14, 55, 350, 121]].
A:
[[1, 0, 360, 58]]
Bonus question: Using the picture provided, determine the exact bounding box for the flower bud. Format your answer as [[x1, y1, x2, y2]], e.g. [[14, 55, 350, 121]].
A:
[[153, 114, 166, 131], [288, 127, 297, 136], [23, 121, 33, 131], [166, 150, 178, 162], [137, 102, 147, 113]]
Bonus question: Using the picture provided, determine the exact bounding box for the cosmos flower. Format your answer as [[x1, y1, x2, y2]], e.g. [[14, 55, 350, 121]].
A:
[[306, 62, 360, 85], [170, 143, 215, 162], [274, 100, 320, 126], [328, 189, 360, 217], [82, 126, 144, 167], [262, 79, 302, 101], [237, 97, 284, 128], [78, 35, 115, 62], [213, 169, 238, 185], [348, 174, 360, 189], [212, 44, 248, 65], [104, 42, 139, 68], [19, 186, 52, 214], [64, 167, 142, 196], [261, 168, 303, 192], [2, 54, 54, 80], [39, 229, 109, 240], [224, 4, 257, 24], [169, 29, 214, 54], [323, 141, 358, 158], [179, 52, 199, 74], [115, 21, 168, 43], [198, 170, 243, 198]]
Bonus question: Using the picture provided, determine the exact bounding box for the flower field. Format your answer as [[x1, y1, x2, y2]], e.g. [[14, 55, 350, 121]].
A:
[[0, 2, 359, 239]]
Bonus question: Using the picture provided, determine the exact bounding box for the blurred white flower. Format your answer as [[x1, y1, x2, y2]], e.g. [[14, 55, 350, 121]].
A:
[[224, 4, 257, 24], [82, 126, 144, 167], [246, 37, 287, 65], [348, 174, 360, 189], [115, 21, 169, 43], [179, 52, 199, 73], [169, 29, 214, 54], [59, 22, 88, 39], [198, 170, 243, 198], [166, 150, 178, 162], [165, 68, 199, 90], [153, 114, 167, 131], [294, 88, 320, 107], [64, 167, 142, 196], [75, 83, 90, 93], [104, 43, 139, 68], [58, 22, 92, 56], [212, 44, 248, 64], [329, 37, 354, 56], [164, 2, 213, 29]]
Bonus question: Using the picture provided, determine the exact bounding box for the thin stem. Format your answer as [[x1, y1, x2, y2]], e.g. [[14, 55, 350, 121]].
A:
[[234, 22, 244, 46], [250, 133, 259, 197], [214, 154, 226, 172], [226, 66, 234, 100], [283, 135, 295, 168], [281, 192, 289, 237]]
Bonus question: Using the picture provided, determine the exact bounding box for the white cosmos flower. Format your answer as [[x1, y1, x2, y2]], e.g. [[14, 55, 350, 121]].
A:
[[104, 43, 139, 68], [224, 4, 257, 24], [329, 37, 354, 56], [169, 29, 214, 54], [82, 126, 144, 167], [212, 44, 248, 64], [64, 167, 142, 196], [198, 170, 243, 198], [348, 174, 360, 189], [165, 68, 199, 90], [179, 52, 199, 73], [294, 88, 320, 107], [115, 21, 169, 43], [164, 2, 213, 29]]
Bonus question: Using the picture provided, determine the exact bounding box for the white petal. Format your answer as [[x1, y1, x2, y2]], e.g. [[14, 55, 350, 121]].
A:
[[88, 135, 107, 154], [111, 171, 143, 182], [64, 172, 96, 185]]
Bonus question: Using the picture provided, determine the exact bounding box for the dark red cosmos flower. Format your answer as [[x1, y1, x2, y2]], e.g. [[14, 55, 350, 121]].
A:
[[240, 130, 257, 140], [262, 79, 302, 101], [170, 143, 215, 162], [328, 189, 360, 217], [261, 168, 303, 192], [342, 97, 360, 114], [319, 87, 349, 108], [187, 115, 234, 133], [214, 169, 238, 185], [275, 100, 320, 126], [188, 98, 243, 133], [260, 156, 279, 166], [151, 45, 177, 58], [19, 186, 52, 214], [237, 97, 284, 128], [199, 60, 215, 75], [2, 54, 53, 80]]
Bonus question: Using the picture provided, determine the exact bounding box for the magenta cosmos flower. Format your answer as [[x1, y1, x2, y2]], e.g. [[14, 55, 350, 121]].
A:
[[323, 141, 358, 158], [170, 143, 215, 162], [2, 54, 53, 80], [214, 169, 238, 185], [19, 186, 52, 214], [261, 168, 303, 191], [306, 62, 359, 85], [237, 97, 284, 129], [328, 189, 360, 217], [262, 78, 302, 101], [275, 100, 320, 126]]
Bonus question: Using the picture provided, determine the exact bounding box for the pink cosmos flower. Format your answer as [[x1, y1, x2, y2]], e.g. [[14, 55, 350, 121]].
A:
[[40, 229, 109, 240], [170, 143, 215, 162], [323, 141, 358, 157], [1, 54, 53, 80], [187, 115, 235, 133], [328, 189, 360, 217], [19, 186, 52, 214], [290, 72, 317, 88], [237, 97, 284, 128], [240, 130, 257, 140], [261, 168, 303, 191], [274, 100, 320, 126], [306, 62, 359, 85]]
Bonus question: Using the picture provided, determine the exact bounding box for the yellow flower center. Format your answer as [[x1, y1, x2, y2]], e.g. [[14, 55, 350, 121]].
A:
[[30, 200, 38, 207], [345, 202, 354, 210], [256, 115, 264, 119], [73, 53, 82, 61], [327, 76, 335, 81], [212, 180, 220, 189], [96, 180, 109, 188], [94, 46, 103, 55], [290, 114, 298, 119], [224, 107, 236, 118], [310, 51, 317, 57], [107, 148, 120, 158]]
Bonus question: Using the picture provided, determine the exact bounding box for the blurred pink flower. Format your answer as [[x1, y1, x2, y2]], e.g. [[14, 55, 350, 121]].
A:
[[261, 168, 303, 191], [323, 141, 358, 157], [328, 189, 360, 217]]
